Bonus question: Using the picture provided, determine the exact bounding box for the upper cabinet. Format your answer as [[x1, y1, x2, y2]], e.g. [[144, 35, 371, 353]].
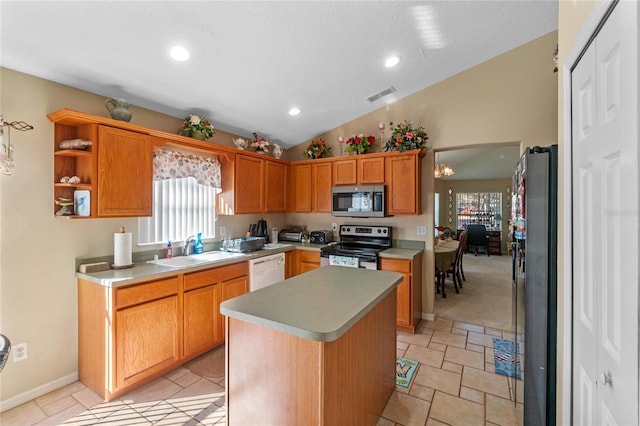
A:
[[332, 156, 385, 185], [385, 151, 422, 215], [293, 151, 422, 215], [289, 159, 332, 213], [97, 126, 153, 217], [220, 153, 288, 215], [51, 113, 153, 218]]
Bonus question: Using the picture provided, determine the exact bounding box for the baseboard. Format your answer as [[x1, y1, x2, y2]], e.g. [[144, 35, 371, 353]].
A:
[[0, 371, 79, 413], [422, 312, 435, 321]]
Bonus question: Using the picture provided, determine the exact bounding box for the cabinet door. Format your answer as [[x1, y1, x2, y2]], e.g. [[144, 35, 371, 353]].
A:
[[235, 155, 264, 213], [312, 162, 332, 213], [221, 275, 249, 339], [380, 258, 413, 328], [332, 159, 357, 185], [285, 251, 298, 278], [115, 295, 179, 389], [298, 251, 320, 274], [386, 155, 419, 215], [184, 285, 222, 358], [291, 164, 312, 212], [97, 126, 153, 217], [265, 160, 287, 213], [358, 157, 385, 183]]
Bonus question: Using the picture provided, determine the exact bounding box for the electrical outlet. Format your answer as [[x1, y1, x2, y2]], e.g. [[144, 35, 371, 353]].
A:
[[219, 226, 226, 237], [13, 342, 27, 362], [417, 226, 427, 235], [332, 223, 337, 231]]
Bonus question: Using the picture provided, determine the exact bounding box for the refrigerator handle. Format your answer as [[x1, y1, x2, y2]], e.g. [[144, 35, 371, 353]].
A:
[[511, 242, 517, 281]]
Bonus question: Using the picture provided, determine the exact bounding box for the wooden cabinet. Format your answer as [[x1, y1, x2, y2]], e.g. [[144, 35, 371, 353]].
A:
[[291, 150, 421, 216], [78, 261, 248, 401], [358, 156, 385, 183], [50, 110, 153, 218], [385, 152, 421, 215], [183, 269, 224, 359], [290, 160, 332, 213], [332, 159, 357, 185], [184, 262, 248, 358], [265, 160, 287, 212], [285, 250, 298, 278], [298, 250, 321, 274], [97, 126, 153, 217], [380, 253, 423, 333], [232, 154, 288, 214], [312, 162, 332, 212], [487, 231, 502, 255], [78, 276, 182, 400], [332, 157, 385, 185], [234, 154, 265, 213]]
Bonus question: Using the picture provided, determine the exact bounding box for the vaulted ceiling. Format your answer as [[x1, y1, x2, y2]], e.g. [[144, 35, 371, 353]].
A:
[[1, 1, 557, 154]]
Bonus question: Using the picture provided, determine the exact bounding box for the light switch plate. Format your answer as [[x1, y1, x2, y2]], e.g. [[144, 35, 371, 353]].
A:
[[417, 226, 427, 235]]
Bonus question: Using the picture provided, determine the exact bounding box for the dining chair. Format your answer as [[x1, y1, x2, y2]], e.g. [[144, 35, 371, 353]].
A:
[[457, 230, 468, 282]]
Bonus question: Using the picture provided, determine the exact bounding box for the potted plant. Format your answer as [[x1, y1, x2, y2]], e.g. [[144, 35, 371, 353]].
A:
[[304, 138, 332, 159], [345, 134, 376, 155], [383, 120, 429, 152], [177, 114, 215, 140], [251, 132, 271, 153]]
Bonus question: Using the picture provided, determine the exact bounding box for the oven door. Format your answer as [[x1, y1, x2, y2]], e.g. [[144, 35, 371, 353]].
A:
[[319, 250, 378, 270]]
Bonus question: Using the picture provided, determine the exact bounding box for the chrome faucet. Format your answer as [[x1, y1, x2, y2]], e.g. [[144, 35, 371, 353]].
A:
[[183, 234, 197, 256]]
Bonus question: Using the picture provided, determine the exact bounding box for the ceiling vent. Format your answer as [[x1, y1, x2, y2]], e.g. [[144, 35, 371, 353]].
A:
[[367, 86, 396, 102]]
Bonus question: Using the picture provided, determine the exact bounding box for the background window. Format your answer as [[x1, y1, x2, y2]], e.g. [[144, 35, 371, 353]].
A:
[[456, 192, 502, 230], [139, 177, 217, 245]]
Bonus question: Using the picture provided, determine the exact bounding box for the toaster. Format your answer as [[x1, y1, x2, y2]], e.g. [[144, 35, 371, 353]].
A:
[[278, 228, 309, 242], [310, 230, 334, 244]]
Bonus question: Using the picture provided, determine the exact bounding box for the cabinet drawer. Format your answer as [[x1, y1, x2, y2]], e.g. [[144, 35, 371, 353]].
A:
[[379, 258, 412, 273], [116, 277, 179, 309], [184, 262, 248, 291]]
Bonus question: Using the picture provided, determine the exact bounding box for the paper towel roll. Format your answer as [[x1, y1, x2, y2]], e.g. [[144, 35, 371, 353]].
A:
[[114, 232, 132, 267]]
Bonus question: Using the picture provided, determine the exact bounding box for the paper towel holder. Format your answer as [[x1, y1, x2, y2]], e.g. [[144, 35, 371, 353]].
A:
[[112, 226, 134, 269]]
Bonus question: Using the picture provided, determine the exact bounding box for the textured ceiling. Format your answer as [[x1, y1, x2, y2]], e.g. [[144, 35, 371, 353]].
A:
[[1, 1, 557, 153]]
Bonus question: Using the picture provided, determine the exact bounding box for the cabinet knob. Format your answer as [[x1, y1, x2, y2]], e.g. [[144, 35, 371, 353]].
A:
[[600, 371, 612, 386]]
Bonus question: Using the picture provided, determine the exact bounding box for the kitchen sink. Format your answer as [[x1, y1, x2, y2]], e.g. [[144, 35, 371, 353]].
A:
[[149, 251, 244, 268]]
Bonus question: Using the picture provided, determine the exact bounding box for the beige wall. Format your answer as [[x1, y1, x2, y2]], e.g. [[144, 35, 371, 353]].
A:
[[0, 28, 558, 406], [556, 0, 597, 423]]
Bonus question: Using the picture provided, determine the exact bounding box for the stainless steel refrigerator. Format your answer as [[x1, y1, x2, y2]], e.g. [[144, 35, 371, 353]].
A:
[[511, 145, 558, 425]]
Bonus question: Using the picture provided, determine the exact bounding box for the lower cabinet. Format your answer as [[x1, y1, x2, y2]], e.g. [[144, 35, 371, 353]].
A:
[[115, 294, 180, 389], [78, 261, 248, 401], [298, 250, 321, 274], [380, 253, 423, 334], [285, 250, 298, 278]]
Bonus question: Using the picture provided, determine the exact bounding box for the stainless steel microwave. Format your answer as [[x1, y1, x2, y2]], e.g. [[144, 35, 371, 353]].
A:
[[331, 185, 386, 217]]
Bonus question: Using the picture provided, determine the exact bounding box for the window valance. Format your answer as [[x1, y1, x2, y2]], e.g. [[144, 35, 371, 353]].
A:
[[153, 148, 221, 191]]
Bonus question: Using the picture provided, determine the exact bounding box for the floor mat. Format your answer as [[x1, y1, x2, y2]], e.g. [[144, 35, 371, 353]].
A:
[[493, 337, 522, 379], [396, 357, 419, 388]]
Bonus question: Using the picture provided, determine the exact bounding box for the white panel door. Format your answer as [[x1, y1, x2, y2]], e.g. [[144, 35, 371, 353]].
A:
[[571, 1, 638, 424]]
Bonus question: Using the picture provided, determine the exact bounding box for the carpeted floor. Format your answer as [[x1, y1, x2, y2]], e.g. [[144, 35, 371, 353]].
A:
[[435, 253, 514, 331]]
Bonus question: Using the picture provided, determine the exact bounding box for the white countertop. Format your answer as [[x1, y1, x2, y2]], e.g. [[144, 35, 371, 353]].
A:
[[220, 266, 403, 342]]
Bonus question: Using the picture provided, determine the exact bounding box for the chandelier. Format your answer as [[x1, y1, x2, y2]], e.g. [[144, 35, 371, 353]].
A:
[[434, 152, 455, 178]]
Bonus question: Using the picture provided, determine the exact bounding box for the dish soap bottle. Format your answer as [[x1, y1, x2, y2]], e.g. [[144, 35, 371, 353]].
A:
[[194, 233, 204, 254], [166, 241, 173, 258]]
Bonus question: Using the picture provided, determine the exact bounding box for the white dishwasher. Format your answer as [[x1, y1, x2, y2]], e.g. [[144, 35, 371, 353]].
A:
[[249, 252, 285, 291]]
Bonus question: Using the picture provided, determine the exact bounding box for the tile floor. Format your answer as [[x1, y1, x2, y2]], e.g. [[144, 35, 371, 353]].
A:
[[1, 317, 523, 425]]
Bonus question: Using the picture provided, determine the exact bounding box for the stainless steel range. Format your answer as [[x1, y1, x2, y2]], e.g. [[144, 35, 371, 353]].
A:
[[320, 225, 392, 270]]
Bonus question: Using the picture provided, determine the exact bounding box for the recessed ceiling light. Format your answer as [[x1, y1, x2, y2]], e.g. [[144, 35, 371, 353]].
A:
[[170, 46, 190, 61], [289, 108, 301, 116], [385, 56, 401, 68]]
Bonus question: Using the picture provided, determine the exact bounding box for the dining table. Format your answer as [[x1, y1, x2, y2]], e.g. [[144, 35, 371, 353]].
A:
[[434, 239, 460, 298]]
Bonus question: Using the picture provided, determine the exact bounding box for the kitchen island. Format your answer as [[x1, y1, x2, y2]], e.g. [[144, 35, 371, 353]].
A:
[[220, 266, 403, 425]]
